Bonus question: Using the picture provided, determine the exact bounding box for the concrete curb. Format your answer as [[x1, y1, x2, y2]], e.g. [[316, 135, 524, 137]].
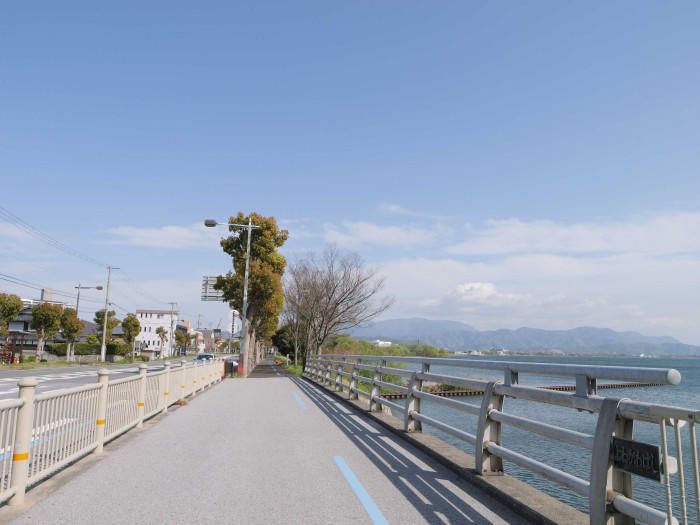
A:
[[300, 374, 587, 525]]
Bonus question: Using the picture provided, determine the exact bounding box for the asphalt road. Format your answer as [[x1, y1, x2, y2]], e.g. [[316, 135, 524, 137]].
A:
[[6, 360, 530, 524], [0, 361, 175, 400]]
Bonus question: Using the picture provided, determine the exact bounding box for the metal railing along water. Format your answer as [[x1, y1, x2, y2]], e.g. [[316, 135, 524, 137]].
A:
[[0, 358, 224, 506], [306, 355, 699, 525]]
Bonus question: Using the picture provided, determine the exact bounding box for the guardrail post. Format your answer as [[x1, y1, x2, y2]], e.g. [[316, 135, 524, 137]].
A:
[[325, 361, 331, 386], [370, 362, 384, 412], [94, 368, 109, 454], [404, 371, 423, 432], [590, 397, 634, 525], [162, 361, 171, 414], [137, 363, 147, 428], [349, 364, 358, 400], [335, 362, 343, 391], [8, 377, 37, 506], [179, 361, 187, 400], [192, 362, 198, 397], [475, 381, 504, 475]]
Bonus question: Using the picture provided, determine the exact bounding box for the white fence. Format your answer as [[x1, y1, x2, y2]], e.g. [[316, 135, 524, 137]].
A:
[[0, 358, 223, 506], [306, 355, 699, 525]]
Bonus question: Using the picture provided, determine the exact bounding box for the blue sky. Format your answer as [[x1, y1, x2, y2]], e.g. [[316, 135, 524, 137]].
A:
[[2, 3, 699, 343]]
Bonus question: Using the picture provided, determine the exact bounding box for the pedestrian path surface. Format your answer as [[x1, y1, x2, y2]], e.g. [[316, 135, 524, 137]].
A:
[[8, 360, 530, 524]]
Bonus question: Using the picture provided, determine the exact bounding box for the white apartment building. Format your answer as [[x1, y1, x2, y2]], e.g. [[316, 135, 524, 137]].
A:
[[134, 309, 180, 357]]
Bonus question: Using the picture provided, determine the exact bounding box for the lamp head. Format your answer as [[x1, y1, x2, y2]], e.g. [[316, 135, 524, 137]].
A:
[[204, 219, 217, 227]]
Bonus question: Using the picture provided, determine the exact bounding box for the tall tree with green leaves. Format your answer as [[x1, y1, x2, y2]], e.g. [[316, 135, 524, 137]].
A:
[[156, 326, 168, 355], [175, 330, 187, 355], [94, 309, 120, 343], [121, 313, 141, 359], [214, 212, 288, 373], [0, 293, 23, 337], [60, 308, 85, 361], [31, 303, 63, 361]]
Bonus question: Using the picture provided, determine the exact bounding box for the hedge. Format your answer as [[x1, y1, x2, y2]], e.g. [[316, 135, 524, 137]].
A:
[[46, 342, 132, 356]]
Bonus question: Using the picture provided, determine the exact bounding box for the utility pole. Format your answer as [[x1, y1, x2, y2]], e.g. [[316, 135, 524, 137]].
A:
[[100, 266, 118, 362], [74, 283, 103, 362], [239, 217, 253, 375], [168, 302, 177, 358]]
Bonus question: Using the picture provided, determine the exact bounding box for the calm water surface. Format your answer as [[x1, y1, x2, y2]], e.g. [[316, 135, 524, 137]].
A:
[[387, 355, 699, 519]]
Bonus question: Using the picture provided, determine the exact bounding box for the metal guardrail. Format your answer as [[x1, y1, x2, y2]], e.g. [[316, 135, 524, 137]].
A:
[[306, 355, 699, 525], [0, 358, 224, 506]]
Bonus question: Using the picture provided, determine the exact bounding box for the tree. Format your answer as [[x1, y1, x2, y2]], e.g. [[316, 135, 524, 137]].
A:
[[60, 308, 85, 361], [188, 333, 198, 354], [156, 326, 168, 355], [85, 334, 99, 345], [284, 246, 392, 367], [0, 293, 23, 337], [121, 313, 141, 359], [271, 323, 295, 357], [175, 330, 187, 355], [94, 309, 120, 344], [31, 303, 63, 361], [214, 212, 288, 373]]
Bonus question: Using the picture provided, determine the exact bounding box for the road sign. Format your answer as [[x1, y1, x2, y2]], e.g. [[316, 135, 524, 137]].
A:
[[201, 276, 224, 301]]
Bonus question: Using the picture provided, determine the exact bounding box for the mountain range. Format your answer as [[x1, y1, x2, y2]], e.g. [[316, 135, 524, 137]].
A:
[[348, 318, 700, 356]]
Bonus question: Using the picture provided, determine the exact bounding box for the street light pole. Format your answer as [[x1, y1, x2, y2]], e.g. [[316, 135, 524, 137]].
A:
[[168, 302, 177, 358], [204, 218, 259, 375], [239, 217, 252, 375], [100, 266, 118, 362]]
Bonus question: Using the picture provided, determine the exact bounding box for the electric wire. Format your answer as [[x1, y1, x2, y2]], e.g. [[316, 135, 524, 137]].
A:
[[1, 206, 225, 326], [0, 205, 108, 268], [0, 273, 104, 304]]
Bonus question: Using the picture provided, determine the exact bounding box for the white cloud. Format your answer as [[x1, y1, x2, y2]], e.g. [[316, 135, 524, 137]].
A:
[[444, 282, 529, 306], [323, 221, 435, 248], [447, 212, 700, 255], [106, 223, 222, 249], [378, 203, 421, 216], [378, 252, 700, 344]]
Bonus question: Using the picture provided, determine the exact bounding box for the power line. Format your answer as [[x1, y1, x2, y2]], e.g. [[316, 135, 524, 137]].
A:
[[0, 205, 107, 268], [0, 273, 103, 304]]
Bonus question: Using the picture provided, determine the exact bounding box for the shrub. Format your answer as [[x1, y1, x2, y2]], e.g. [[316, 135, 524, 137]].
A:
[[106, 342, 131, 356], [74, 342, 101, 355], [140, 355, 150, 362], [45, 343, 67, 355]]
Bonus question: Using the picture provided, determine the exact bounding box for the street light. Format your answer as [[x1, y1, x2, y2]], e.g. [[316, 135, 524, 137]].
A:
[[204, 218, 259, 375], [73, 284, 103, 362]]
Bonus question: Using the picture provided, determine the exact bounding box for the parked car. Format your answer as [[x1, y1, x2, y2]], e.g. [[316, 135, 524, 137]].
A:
[[194, 353, 214, 362]]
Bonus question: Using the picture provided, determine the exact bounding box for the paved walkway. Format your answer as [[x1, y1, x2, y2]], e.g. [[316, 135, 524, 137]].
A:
[[6, 360, 530, 524]]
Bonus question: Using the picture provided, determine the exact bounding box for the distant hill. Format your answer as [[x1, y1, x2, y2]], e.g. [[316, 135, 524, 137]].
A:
[[350, 318, 476, 343], [348, 318, 700, 356]]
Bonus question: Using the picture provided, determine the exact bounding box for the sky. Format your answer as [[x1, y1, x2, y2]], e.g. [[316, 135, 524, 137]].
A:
[[1, 2, 699, 343]]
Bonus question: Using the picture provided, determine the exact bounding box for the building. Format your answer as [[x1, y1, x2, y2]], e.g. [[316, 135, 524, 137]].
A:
[[134, 309, 180, 357]]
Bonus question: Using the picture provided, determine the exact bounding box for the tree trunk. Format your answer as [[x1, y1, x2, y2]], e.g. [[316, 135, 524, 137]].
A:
[[66, 340, 72, 362], [36, 334, 44, 362]]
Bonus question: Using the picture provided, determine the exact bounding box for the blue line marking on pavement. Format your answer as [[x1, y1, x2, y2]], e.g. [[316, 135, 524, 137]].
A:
[[333, 456, 388, 525], [291, 391, 307, 410]]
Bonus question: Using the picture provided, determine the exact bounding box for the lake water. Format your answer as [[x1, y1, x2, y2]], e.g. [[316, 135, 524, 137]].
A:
[[386, 355, 699, 520]]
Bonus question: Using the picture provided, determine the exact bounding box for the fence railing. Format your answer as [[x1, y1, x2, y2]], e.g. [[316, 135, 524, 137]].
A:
[[0, 358, 224, 506], [306, 355, 699, 525]]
